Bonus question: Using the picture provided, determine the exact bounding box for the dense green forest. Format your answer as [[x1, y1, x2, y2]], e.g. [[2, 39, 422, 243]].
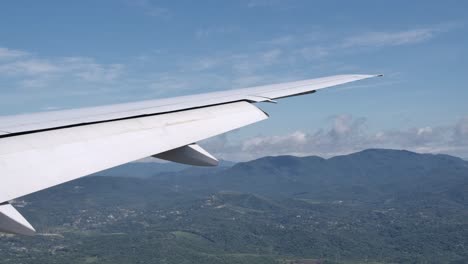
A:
[[1, 149, 467, 264]]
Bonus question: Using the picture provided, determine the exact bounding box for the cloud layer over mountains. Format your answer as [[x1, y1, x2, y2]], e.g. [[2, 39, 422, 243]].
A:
[[204, 114, 468, 161]]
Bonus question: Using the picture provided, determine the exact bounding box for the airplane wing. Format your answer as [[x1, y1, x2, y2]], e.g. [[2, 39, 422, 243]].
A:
[[0, 74, 382, 235]]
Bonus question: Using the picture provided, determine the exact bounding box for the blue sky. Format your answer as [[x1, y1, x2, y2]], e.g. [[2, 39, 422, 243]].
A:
[[0, 0, 467, 160]]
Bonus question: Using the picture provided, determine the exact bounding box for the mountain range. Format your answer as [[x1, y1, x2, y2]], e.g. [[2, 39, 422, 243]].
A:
[[1, 149, 467, 264]]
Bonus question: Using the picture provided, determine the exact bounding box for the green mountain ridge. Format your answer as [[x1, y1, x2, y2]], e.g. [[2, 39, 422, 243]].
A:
[[1, 149, 467, 264]]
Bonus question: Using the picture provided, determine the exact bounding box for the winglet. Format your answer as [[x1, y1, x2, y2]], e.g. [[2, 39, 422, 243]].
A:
[[0, 202, 36, 236]]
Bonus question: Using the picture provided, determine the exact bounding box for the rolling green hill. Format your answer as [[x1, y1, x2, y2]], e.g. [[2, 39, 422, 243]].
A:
[[1, 149, 467, 264]]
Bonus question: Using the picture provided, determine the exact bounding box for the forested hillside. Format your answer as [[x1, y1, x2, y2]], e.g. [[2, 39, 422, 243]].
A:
[[1, 149, 467, 264]]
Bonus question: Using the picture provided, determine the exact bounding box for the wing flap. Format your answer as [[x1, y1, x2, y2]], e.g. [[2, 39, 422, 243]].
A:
[[0, 203, 36, 236], [0, 101, 268, 203], [153, 143, 218, 166]]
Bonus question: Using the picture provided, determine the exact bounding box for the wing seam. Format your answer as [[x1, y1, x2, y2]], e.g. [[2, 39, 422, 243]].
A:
[[0, 100, 249, 139]]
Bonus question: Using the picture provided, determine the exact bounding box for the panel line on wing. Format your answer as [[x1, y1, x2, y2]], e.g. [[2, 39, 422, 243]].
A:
[[0, 100, 249, 139]]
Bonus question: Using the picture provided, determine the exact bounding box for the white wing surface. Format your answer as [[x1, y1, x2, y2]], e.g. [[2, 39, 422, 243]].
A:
[[0, 74, 381, 235]]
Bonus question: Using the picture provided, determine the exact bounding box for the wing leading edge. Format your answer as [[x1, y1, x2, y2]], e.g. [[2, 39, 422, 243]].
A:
[[0, 74, 382, 235]]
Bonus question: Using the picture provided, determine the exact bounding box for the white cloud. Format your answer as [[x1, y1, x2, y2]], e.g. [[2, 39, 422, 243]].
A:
[[296, 46, 329, 60], [177, 48, 288, 88], [242, 131, 308, 155], [151, 22, 458, 97], [231, 49, 284, 74], [0, 47, 125, 89], [0, 47, 28, 60], [126, 0, 170, 18], [205, 115, 468, 161], [342, 28, 437, 48], [19, 78, 55, 88], [0, 59, 59, 75], [63, 57, 124, 82], [260, 24, 454, 64], [341, 22, 462, 49], [182, 25, 449, 91], [0, 22, 459, 114], [454, 116, 468, 144]]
